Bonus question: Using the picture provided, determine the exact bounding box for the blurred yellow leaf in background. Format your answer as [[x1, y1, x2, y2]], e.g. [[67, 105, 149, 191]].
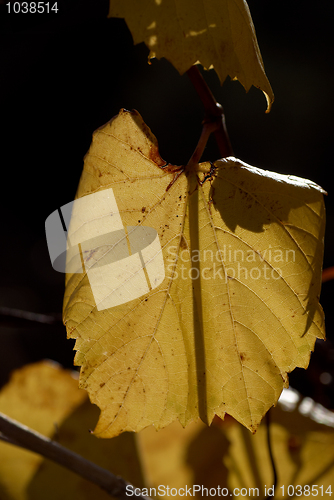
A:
[[0, 361, 145, 500], [108, 0, 274, 110]]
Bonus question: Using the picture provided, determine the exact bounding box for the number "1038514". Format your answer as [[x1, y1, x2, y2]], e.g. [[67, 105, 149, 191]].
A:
[[6, 2, 58, 13]]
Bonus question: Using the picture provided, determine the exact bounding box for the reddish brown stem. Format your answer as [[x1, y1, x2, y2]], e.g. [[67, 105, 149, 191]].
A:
[[322, 267, 334, 283], [187, 121, 219, 167], [187, 65, 233, 158]]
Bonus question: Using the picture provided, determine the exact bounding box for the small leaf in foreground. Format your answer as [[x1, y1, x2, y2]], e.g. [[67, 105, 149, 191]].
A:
[[0, 361, 145, 500], [108, 0, 274, 110], [63, 109, 325, 438]]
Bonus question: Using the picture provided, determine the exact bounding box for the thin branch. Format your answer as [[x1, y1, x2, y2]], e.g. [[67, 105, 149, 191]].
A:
[[264, 410, 277, 499], [0, 431, 17, 445], [0, 306, 62, 328], [0, 412, 151, 500], [187, 65, 233, 158]]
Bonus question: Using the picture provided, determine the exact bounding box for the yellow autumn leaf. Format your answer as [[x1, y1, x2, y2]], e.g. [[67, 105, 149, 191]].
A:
[[108, 0, 274, 111], [0, 361, 145, 500], [63, 109, 325, 438]]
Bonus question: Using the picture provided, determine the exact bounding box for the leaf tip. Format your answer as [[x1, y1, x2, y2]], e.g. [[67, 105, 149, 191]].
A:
[[264, 90, 274, 113]]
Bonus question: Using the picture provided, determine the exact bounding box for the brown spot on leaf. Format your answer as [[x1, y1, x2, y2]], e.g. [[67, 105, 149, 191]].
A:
[[180, 235, 187, 250]]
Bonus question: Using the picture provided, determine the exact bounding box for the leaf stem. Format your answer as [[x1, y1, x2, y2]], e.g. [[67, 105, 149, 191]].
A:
[[0, 412, 151, 500], [186, 65, 233, 158], [187, 121, 220, 167]]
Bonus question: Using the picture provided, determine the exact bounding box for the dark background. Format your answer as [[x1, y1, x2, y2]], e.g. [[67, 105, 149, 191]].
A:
[[1, 0, 334, 408]]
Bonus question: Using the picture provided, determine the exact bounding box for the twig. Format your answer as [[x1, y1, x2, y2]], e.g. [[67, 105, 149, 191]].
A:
[[0, 412, 151, 500], [264, 410, 277, 499], [0, 306, 62, 327], [186, 65, 233, 158]]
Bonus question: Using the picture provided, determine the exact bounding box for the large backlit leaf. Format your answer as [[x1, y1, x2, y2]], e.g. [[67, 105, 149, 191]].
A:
[[63, 109, 325, 438], [108, 0, 274, 111]]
